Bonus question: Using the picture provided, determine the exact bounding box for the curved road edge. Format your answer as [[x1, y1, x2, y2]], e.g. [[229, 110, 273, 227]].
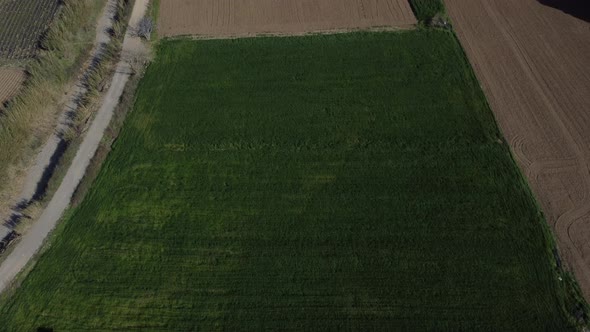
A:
[[0, 0, 150, 294]]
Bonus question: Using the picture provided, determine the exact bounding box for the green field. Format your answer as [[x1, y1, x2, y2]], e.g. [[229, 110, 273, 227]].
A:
[[0, 31, 577, 330]]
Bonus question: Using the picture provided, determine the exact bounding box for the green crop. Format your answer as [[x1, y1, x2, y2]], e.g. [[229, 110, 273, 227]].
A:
[[409, 0, 445, 23], [0, 31, 577, 330]]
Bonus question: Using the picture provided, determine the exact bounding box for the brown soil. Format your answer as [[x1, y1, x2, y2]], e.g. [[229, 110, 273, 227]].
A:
[[158, 0, 416, 38], [0, 68, 25, 106], [446, 0, 590, 299]]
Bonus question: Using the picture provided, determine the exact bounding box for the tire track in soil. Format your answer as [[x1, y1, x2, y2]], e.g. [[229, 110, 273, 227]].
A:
[[480, 1, 590, 279], [447, 0, 590, 299]]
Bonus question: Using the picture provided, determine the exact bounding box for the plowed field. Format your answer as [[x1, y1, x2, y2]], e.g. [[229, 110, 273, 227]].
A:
[[0, 0, 61, 59], [158, 0, 416, 37], [0, 68, 25, 105], [446, 0, 590, 299]]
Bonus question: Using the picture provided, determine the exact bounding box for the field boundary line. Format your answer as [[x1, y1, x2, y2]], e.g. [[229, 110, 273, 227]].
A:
[[480, 0, 590, 297], [163, 25, 415, 42]]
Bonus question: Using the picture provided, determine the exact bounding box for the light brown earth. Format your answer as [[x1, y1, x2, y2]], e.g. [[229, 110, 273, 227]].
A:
[[158, 0, 416, 38], [0, 68, 25, 105], [446, 0, 590, 299]]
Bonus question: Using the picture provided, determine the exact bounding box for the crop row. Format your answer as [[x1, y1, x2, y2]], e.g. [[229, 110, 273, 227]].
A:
[[0, 31, 578, 330], [0, 0, 61, 59], [0, 68, 25, 107]]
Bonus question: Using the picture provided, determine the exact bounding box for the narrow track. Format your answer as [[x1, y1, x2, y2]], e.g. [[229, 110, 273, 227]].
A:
[[0, 0, 149, 294]]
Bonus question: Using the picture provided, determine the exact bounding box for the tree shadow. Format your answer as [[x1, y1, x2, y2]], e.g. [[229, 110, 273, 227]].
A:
[[538, 0, 590, 23], [37, 328, 54, 332]]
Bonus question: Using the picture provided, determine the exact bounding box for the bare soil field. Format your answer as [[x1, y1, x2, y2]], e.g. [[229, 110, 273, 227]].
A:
[[158, 0, 416, 38], [0, 68, 25, 106], [446, 0, 590, 299]]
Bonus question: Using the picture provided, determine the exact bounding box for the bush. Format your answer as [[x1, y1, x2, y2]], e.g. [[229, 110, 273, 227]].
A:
[[409, 0, 445, 23], [136, 17, 154, 40]]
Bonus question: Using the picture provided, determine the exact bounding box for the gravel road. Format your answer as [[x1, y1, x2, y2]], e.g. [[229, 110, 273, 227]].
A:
[[0, 0, 149, 294]]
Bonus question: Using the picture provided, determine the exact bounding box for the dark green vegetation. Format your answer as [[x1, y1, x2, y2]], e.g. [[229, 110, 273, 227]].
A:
[[0, 31, 578, 330], [409, 0, 445, 22], [0, 0, 60, 59]]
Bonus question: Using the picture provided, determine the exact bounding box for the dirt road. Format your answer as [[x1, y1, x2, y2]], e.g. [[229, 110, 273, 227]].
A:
[[446, 0, 590, 298], [0, 0, 149, 294], [0, 0, 120, 228]]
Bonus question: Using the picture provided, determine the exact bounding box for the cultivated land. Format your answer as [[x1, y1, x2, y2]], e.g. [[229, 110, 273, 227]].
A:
[[0, 0, 60, 59], [0, 31, 579, 330], [0, 68, 25, 106], [446, 0, 590, 300], [158, 0, 416, 38]]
